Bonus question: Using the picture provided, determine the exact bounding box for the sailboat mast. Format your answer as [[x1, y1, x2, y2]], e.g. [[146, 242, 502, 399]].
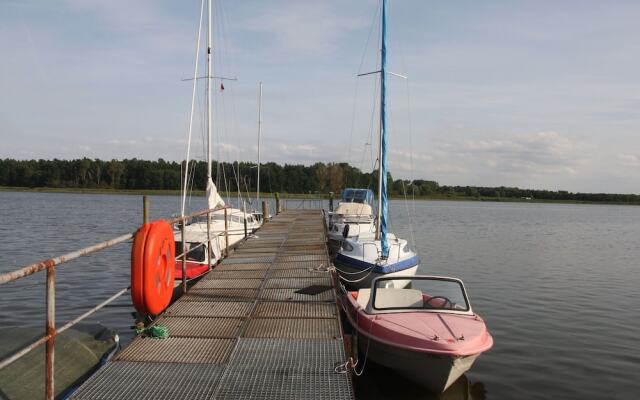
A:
[[206, 0, 213, 181], [376, 0, 389, 258], [257, 82, 262, 208]]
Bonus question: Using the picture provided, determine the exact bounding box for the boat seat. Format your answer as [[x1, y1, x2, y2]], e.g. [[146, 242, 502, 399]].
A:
[[373, 288, 423, 308]]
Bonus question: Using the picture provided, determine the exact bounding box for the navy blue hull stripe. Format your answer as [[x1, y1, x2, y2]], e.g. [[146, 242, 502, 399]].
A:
[[335, 253, 420, 274]]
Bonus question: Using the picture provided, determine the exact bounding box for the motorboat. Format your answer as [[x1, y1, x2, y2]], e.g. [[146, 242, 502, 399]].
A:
[[334, 0, 419, 288], [339, 275, 493, 393], [328, 188, 376, 253]]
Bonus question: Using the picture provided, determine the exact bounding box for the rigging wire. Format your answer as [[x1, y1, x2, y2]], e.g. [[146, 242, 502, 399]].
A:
[[346, 1, 382, 186], [181, 0, 205, 217], [394, 6, 419, 249]]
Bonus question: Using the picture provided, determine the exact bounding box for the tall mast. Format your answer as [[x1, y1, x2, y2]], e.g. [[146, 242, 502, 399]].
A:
[[257, 82, 263, 209], [376, 0, 389, 258], [206, 0, 213, 182]]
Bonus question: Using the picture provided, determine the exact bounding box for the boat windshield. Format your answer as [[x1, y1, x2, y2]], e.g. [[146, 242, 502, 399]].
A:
[[341, 188, 374, 206], [372, 277, 470, 312]]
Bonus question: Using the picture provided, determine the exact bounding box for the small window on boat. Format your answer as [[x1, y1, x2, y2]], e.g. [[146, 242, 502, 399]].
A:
[[372, 277, 470, 312], [176, 242, 205, 262]]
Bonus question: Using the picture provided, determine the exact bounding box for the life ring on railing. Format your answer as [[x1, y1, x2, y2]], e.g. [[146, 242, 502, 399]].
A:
[[131, 221, 175, 315]]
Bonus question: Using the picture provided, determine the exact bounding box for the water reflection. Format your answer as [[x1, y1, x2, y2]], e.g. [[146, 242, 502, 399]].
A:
[[354, 362, 486, 400]]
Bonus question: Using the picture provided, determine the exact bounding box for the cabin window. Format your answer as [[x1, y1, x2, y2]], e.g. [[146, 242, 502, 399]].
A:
[[175, 242, 206, 262], [186, 242, 206, 262]]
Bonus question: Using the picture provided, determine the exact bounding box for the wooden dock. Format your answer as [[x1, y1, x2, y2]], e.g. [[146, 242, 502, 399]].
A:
[[71, 210, 354, 400]]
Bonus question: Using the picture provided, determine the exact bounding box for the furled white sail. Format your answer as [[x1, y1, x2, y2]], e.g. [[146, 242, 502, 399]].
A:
[[206, 177, 225, 210]]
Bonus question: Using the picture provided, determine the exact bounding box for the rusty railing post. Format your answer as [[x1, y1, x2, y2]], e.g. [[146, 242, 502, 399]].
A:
[[243, 201, 248, 238], [206, 210, 212, 270], [143, 195, 149, 224], [181, 220, 187, 293], [224, 207, 229, 256], [45, 265, 55, 400]]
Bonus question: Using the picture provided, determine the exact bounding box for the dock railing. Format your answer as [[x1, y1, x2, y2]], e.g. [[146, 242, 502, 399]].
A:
[[0, 205, 229, 400], [282, 197, 325, 210]]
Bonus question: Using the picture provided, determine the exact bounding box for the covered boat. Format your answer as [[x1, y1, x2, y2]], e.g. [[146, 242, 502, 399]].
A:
[[174, 227, 221, 280], [328, 188, 376, 253], [340, 276, 493, 393]]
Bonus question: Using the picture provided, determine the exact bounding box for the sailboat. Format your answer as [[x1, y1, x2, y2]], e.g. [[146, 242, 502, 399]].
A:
[[334, 0, 419, 289], [338, 2, 493, 393], [174, 0, 260, 280]]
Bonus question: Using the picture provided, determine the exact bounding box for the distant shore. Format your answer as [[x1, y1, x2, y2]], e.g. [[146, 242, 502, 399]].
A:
[[2, 186, 638, 205]]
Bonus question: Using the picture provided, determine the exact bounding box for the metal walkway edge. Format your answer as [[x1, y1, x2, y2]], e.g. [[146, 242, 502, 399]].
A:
[[71, 210, 354, 400]]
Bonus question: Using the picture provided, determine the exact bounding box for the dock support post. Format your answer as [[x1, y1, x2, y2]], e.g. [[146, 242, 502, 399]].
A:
[[143, 195, 149, 224], [243, 201, 248, 238], [275, 193, 281, 214], [181, 221, 187, 293], [262, 201, 268, 223], [224, 207, 229, 256], [45, 266, 55, 400], [329, 192, 334, 212]]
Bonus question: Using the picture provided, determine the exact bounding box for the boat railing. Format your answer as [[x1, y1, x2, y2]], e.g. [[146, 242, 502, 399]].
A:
[[0, 204, 228, 400]]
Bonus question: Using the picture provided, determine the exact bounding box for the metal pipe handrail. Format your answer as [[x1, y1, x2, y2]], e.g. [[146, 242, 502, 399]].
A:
[[0, 205, 226, 400], [0, 205, 227, 285]]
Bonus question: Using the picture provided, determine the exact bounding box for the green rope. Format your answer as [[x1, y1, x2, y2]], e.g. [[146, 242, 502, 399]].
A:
[[135, 325, 169, 339]]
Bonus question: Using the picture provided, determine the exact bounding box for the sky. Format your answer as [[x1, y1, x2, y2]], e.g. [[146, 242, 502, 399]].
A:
[[1, 0, 639, 194]]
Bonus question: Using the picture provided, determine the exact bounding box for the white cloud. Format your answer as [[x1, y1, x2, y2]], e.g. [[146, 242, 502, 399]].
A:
[[240, 3, 366, 55], [618, 153, 640, 167], [459, 131, 590, 171]]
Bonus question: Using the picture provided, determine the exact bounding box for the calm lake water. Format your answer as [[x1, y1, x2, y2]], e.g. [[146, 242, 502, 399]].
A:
[[1, 191, 639, 399]]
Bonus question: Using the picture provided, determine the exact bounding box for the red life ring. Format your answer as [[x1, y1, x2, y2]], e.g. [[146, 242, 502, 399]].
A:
[[131, 221, 175, 315]]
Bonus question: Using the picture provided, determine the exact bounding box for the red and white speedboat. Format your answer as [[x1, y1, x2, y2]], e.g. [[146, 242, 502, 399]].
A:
[[339, 275, 493, 393]]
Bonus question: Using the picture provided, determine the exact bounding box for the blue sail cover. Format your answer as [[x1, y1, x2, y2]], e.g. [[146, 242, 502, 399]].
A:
[[380, 0, 389, 258]]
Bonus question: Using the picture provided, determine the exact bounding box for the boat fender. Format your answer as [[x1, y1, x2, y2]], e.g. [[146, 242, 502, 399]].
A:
[[131, 221, 175, 315], [342, 224, 350, 238]]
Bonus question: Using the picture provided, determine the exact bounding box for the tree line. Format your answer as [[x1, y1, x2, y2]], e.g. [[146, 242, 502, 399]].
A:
[[0, 158, 638, 204]]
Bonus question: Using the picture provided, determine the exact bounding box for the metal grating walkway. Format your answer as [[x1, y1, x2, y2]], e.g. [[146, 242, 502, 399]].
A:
[[72, 209, 353, 400]]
